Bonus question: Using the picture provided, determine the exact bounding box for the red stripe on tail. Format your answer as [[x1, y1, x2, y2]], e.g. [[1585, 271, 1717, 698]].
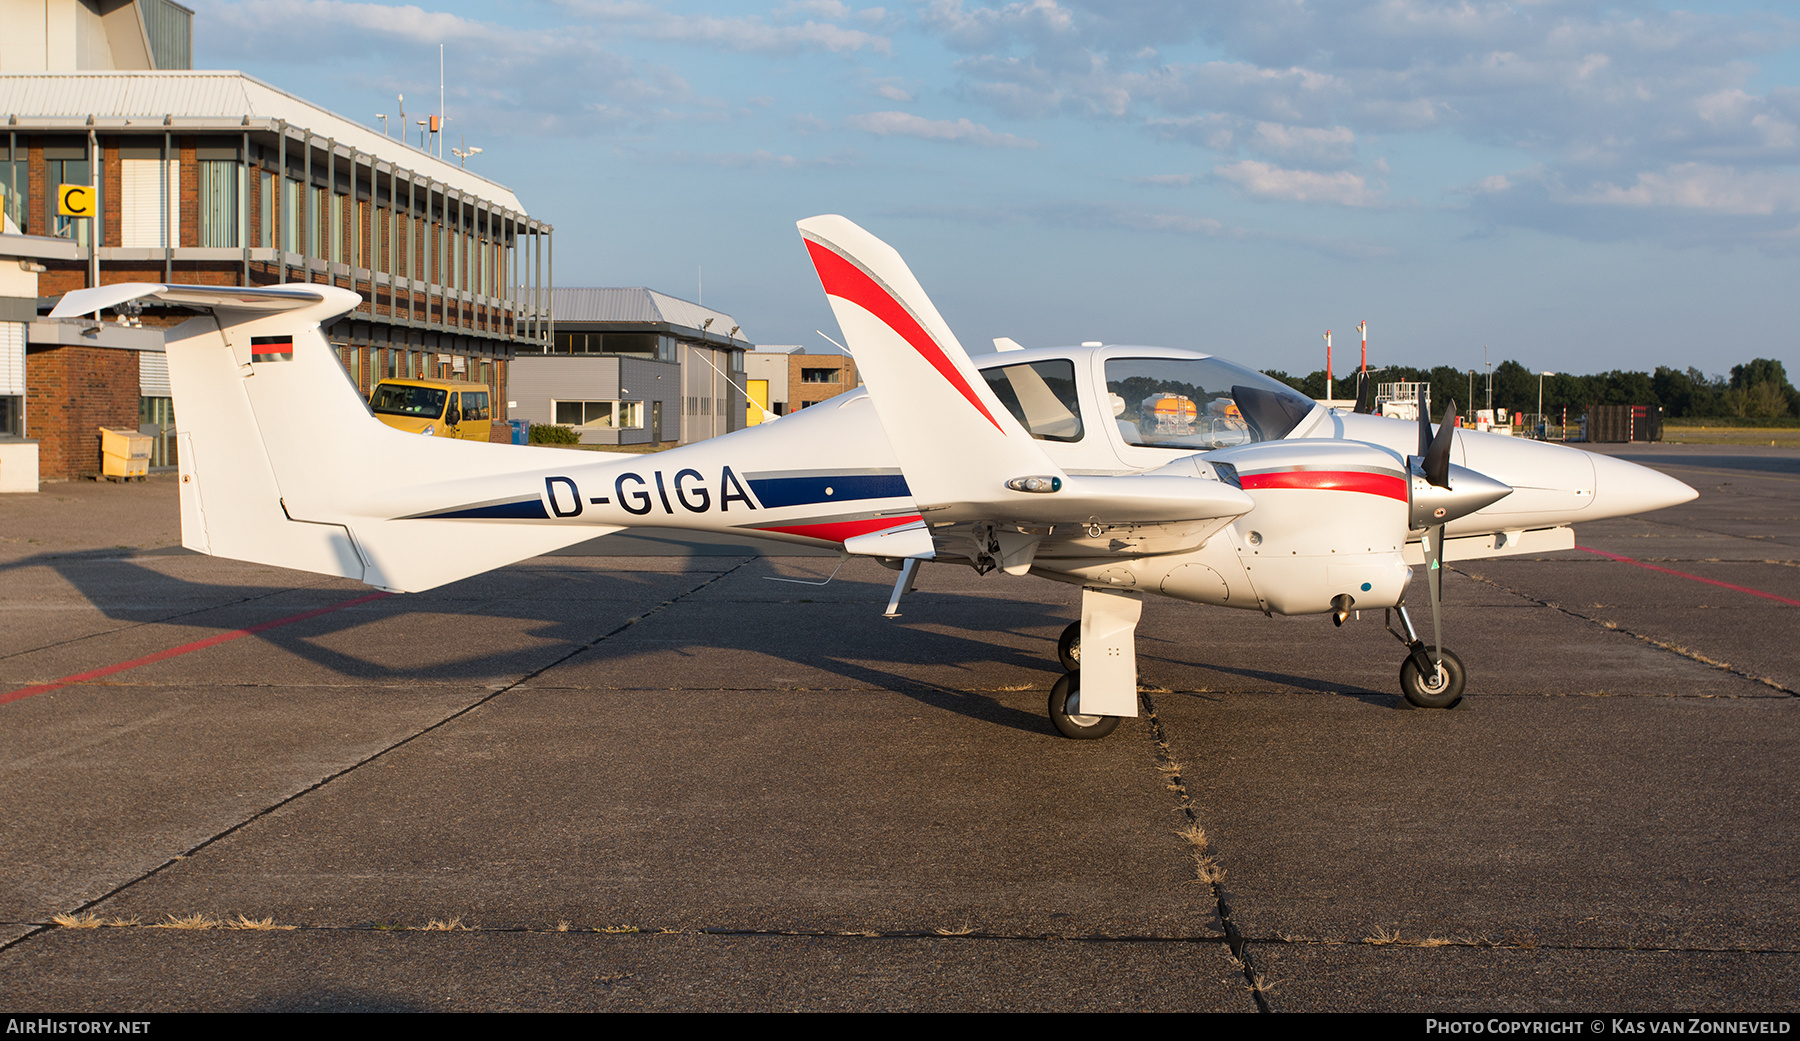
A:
[[804, 239, 1005, 433]]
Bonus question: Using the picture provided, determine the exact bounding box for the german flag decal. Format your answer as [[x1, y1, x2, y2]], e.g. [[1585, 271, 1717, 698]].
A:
[[250, 335, 294, 362]]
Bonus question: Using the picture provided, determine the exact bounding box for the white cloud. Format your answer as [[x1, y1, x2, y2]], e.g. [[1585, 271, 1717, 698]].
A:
[[1214, 160, 1384, 206], [922, 0, 1076, 52], [554, 0, 894, 55], [198, 0, 698, 132], [1248, 122, 1358, 168], [1571, 163, 1800, 215], [913, 0, 1800, 243], [846, 111, 1040, 148]]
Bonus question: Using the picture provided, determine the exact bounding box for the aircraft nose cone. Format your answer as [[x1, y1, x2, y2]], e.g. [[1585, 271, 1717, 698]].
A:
[[1588, 452, 1697, 519]]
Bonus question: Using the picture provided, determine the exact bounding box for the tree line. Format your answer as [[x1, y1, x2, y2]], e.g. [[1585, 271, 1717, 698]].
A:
[[1261, 358, 1800, 420]]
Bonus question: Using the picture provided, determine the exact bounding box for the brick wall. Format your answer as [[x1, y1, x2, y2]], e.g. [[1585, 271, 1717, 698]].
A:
[[25, 345, 140, 480]]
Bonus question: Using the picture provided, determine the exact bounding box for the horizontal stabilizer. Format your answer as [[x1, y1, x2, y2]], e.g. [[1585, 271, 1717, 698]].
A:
[[50, 283, 331, 319]]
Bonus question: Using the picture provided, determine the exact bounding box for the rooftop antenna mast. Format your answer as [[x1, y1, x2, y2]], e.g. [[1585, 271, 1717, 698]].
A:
[[439, 44, 445, 159]]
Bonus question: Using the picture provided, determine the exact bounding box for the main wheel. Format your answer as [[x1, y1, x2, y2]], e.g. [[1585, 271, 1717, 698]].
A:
[[1048, 673, 1120, 740], [1399, 647, 1466, 709], [1056, 621, 1081, 672]]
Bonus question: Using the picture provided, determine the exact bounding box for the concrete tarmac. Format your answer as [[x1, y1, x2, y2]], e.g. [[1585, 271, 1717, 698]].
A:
[[0, 446, 1793, 1012]]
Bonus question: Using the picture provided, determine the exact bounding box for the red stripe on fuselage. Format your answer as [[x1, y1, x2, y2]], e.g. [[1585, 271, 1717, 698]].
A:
[[753, 514, 925, 545], [803, 239, 1005, 434], [1239, 470, 1408, 501]]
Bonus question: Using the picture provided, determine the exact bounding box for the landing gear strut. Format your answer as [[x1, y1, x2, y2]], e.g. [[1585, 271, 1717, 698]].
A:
[[1385, 605, 1465, 708], [1045, 588, 1142, 738]]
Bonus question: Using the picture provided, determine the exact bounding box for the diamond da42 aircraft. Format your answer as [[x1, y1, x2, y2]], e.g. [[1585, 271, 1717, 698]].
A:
[[51, 215, 1697, 738]]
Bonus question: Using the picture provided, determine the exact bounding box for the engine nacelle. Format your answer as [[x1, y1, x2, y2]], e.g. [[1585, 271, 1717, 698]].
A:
[[1153, 440, 1415, 616]]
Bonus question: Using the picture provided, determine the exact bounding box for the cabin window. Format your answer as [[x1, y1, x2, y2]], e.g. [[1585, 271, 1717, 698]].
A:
[[980, 359, 1083, 442]]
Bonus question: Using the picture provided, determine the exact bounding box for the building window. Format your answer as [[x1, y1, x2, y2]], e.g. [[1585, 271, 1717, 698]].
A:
[[47, 157, 101, 247], [554, 400, 642, 428], [0, 396, 22, 437], [139, 396, 177, 468], [121, 157, 179, 249], [199, 160, 241, 247], [3, 154, 27, 233], [800, 368, 840, 383]]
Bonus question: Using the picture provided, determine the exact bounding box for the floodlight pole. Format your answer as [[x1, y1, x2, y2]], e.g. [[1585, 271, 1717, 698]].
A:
[[1538, 371, 1555, 440]]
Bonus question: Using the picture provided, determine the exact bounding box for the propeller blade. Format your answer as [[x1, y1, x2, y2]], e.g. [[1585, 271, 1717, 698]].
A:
[[1425, 522, 1446, 669], [1353, 372, 1375, 414], [1424, 399, 1459, 488], [1417, 401, 1433, 458]]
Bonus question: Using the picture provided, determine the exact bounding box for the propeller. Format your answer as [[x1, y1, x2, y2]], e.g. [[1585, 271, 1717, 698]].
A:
[[1352, 371, 1375, 414], [1411, 400, 1460, 671], [1397, 400, 1511, 705]]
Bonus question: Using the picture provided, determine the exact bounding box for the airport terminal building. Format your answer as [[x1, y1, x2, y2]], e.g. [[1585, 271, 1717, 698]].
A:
[[1, 0, 555, 480]]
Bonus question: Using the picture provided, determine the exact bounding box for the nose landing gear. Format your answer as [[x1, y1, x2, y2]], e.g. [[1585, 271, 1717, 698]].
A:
[[1386, 606, 1465, 709]]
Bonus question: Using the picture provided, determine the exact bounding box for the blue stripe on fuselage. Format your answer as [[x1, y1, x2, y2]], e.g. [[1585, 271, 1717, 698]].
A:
[[746, 473, 911, 509], [424, 499, 550, 520]]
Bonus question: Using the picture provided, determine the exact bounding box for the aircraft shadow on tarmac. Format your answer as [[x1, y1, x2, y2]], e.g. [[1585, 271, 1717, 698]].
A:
[[4, 549, 1395, 735]]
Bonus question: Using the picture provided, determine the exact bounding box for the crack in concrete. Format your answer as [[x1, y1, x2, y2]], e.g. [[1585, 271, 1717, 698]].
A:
[[0, 560, 753, 957], [1140, 690, 1272, 1012], [13, 916, 1799, 956], [0, 585, 299, 664], [1456, 567, 1796, 696]]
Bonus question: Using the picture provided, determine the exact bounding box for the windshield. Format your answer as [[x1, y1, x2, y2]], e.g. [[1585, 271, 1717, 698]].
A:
[[1105, 357, 1316, 450], [371, 384, 448, 419]]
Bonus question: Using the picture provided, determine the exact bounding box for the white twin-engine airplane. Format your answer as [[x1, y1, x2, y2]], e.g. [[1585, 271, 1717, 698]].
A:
[[52, 215, 1696, 739]]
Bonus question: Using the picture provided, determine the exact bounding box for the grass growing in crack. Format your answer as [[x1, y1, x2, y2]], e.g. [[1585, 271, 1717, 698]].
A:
[[932, 922, 975, 936], [228, 915, 294, 931], [421, 917, 470, 932], [154, 913, 224, 930], [1176, 823, 1227, 885], [1365, 926, 1402, 945], [52, 912, 138, 929]]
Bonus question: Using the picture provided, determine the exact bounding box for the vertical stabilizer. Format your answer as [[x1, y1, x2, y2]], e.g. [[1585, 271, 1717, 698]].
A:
[[797, 215, 1060, 518]]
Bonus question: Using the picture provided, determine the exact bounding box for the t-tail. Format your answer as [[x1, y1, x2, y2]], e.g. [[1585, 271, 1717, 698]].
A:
[[51, 284, 640, 593]]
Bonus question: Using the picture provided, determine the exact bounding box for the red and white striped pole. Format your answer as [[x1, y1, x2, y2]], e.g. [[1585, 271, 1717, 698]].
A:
[[1323, 329, 1333, 401], [1358, 320, 1367, 373]]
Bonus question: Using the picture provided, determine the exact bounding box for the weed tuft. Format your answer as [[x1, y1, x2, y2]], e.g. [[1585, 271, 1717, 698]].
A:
[[155, 913, 223, 930]]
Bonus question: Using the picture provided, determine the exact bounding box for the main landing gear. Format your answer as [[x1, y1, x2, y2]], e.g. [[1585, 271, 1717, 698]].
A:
[[1045, 587, 1141, 740], [1386, 605, 1466, 709]]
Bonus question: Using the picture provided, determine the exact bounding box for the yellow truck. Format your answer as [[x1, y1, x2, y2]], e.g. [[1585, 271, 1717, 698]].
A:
[[369, 379, 493, 440]]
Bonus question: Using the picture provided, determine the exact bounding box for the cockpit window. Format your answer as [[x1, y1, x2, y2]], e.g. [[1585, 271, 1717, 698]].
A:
[[981, 359, 1084, 442], [1105, 357, 1316, 450]]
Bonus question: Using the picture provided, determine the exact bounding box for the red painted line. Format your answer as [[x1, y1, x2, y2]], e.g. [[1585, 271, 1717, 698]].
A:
[[753, 514, 924, 545], [0, 591, 395, 706], [1240, 469, 1409, 501], [804, 239, 1006, 434], [1576, 547, 1800, 607]]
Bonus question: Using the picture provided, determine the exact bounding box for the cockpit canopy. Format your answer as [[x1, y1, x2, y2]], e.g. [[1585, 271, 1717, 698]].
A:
[[977, 349, 1317, 454], [1103, 356, 1316, 449]]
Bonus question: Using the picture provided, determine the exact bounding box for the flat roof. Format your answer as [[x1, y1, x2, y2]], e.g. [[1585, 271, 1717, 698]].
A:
[[0, 71, 527, 213]]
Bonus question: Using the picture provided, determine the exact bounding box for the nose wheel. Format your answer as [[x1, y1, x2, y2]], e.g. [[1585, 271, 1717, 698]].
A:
[[1386, 607, 1466, 709], [1399, 646, 1465, 708]]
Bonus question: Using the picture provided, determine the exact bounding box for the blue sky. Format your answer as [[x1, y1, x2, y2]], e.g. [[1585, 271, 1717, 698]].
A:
[[195, 0, 1800, 379]]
